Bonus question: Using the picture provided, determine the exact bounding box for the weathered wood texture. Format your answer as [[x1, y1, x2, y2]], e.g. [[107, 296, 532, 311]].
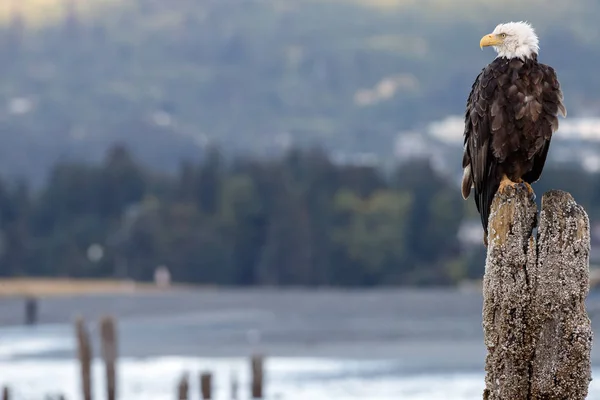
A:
[[483, 188, 593, 400]]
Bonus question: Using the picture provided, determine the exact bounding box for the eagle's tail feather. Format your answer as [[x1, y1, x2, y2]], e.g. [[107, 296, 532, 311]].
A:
[[479, 182, 499, 244], [477, 168, 500, 247], [461, 165, 473, 199]]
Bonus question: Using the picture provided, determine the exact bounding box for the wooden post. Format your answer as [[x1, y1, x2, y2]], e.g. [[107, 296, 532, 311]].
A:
[[177, 373, 189, 400], [251, 354, 264, 399], [483, 188, 593, 400], [24, 296, 38, 325], [2, 386, 9, 400], [100, 316, 117, 400], [200, 372, 212, 399], [75, 317, 93, 400], [230, 371, 238, 400]]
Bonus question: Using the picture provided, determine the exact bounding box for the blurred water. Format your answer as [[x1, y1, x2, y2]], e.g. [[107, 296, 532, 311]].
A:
[[1, 289, 599, 399], [0, 325, 598, 400], [0, 355, 485, 400], [1, 355, 600, 400]]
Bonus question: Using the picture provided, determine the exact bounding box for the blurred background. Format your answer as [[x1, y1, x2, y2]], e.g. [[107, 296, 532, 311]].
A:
[[2, 0, 600, 399]]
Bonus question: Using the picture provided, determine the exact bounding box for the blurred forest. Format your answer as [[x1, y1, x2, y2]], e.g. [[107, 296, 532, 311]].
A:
[[0, 144, 467, 286], [0, 0, 599, 286], [0, 143, 596, 286], [0, 0, 600, 182]]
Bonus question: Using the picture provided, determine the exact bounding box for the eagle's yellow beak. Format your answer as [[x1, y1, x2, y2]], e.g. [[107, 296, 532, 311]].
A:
[[480, 34, 503, 49]]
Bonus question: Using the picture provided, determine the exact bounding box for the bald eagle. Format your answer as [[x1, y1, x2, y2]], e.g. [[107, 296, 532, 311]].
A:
[[461, 21, 567, 246]]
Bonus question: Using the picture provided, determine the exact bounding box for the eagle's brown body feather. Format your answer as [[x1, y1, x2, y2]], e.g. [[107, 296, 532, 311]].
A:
[[461, 54, 566, 240]]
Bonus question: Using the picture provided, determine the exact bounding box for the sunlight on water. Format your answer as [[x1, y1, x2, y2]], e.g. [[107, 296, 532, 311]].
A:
[[1, 323, 599, 399], [2, 356, 600, 400], [0, 356, 487, 400]]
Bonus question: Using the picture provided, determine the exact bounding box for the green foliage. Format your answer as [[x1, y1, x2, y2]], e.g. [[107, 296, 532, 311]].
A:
[[0, 142, 596, 286], [331, 189, 412, 285], [0, 143, 470, 286]]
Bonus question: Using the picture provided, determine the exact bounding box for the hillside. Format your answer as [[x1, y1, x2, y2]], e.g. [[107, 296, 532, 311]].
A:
[[1, 0, 600, 182]]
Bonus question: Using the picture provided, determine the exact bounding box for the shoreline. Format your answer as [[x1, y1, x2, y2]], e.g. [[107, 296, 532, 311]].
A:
[[0, 277, 210, 298], [0, 277, 485, 297]]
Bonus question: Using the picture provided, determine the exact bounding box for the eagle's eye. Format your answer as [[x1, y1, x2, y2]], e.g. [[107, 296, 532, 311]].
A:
[[500, 33, 507, 38]]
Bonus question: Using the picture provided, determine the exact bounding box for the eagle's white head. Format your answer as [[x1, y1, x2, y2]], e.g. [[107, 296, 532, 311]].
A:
[[480, 21, 539, 60]]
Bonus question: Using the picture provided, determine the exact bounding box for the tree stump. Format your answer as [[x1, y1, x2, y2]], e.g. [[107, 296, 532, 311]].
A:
[[483, 187, 593, 399]]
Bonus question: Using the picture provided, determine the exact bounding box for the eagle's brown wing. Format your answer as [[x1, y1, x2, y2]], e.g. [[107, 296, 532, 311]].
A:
[[462, 64, 499, 234], [521, 64, 566, 184]]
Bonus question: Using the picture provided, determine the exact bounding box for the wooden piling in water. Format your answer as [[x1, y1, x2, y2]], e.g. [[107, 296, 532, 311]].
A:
[[75, 317, 93, 400], [2, 386, 9, 400], [177, 373, 189, 400], [251, 354, 264, 399], [100, 315, 117, 400], [231, 371, 238, 400], [24, 296, 38, 325], [200, 372, 212, 399]]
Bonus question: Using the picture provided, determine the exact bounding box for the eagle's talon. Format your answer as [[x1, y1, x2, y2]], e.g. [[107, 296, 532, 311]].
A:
[[520, 181, 536, 201], [529, 191, 536, 202], [497, 175, 520, 195]]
